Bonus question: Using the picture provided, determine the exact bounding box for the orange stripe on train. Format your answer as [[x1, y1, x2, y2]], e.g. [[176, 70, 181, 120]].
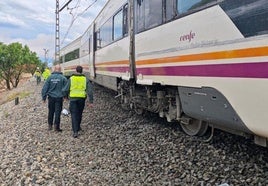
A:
[[96, 46, 268, 67]]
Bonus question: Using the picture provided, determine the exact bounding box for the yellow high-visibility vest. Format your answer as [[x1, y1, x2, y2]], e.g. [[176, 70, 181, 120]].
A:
[[42, 69, 51, 79], [35, 70, 41, 77], [70, 75, 86, 98]]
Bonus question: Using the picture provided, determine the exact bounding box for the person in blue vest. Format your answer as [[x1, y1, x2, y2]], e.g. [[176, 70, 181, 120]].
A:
[[42, 64, 67, 132], [63, 65, 93, 138]]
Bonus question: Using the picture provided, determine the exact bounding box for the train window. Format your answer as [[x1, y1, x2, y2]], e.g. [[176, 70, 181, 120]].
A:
[[220, 0, 268, 37], [87, 32, 91, 54], [64, 49, 80, 62], [113, 9, 123, 41], [99, 18, 113, 47], [97, 4, 129, 50], [177, 0, 215, 14], [95, 30, 101, 50], [80, 37, 90, 56], [145, 0, 163, 29], [123, 4, 128, 36], [88, 37, 91, 54], [135, 0, 163, 32], [164, 0, 177, 22], [135, 0, 145, 32], [60, 56, 64, 63]]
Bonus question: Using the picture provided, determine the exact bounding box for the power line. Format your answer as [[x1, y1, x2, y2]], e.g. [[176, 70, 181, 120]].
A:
[[60, 0, 73, 12], [77, 0, 97, 17], [61, 0, 99, 45], [67, 0, 81, 19], [60, 0, 69, 9]]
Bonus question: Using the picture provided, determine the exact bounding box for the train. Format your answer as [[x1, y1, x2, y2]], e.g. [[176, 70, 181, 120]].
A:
[[58, 0, 268, 147]]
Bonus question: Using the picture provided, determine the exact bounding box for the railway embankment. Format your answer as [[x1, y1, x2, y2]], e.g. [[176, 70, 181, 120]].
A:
[[0, 79, 267, 185]]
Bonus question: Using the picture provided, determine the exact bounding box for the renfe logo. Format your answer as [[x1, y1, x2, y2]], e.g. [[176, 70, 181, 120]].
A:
[[179, 31, 196, 42]]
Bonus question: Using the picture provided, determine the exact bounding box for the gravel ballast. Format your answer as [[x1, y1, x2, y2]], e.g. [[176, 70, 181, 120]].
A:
[[0, 79, 267, 185]]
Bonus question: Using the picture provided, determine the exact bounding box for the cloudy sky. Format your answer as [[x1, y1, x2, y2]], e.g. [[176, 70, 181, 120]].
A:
[[0, 0, 107, 65]]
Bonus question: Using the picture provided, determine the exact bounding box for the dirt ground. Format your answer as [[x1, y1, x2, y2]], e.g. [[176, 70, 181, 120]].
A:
[[0, 73, 33, 105]]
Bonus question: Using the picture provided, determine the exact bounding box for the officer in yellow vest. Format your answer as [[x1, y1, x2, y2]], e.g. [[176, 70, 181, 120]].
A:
[[42, 67, 51, 81], [34, 67, 42, 85], [63, 65, 93, 138]]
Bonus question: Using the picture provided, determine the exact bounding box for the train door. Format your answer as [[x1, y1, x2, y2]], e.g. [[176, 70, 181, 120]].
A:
[[89, 24, 95, 78], [128, 0, 136, 80]]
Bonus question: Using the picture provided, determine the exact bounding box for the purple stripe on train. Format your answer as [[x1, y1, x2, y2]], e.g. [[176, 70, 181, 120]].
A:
[[96, 62, 268, 78], [136, 62, 268, 78]]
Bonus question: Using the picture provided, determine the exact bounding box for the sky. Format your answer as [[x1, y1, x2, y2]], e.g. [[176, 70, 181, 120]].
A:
[[0, 0, 107, 66]]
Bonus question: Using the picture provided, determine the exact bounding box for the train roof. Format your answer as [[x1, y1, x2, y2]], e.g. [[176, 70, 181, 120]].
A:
[[60, 36, 81, 54]]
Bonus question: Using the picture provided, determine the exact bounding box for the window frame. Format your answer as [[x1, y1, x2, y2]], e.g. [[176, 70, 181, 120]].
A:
[[134, 0, 219, 34], [95, 3, 129, 50], [113, 8, 124, 41]]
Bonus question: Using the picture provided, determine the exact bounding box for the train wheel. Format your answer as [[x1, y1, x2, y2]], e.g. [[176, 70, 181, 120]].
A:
[[180, 118, 208, 136], [135, 108, 143, 115], [134, 105, 143, 115]]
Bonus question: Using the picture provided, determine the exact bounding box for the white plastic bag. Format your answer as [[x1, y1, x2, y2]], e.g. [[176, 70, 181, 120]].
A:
[[62, 108, 69, 116]]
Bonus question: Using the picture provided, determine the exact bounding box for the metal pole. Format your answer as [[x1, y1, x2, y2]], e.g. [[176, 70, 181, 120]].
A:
[[55, 0, 73, 64], [43, 48, 49, 63], [55, 0, 60, 63], [128, 0, 136, 80]]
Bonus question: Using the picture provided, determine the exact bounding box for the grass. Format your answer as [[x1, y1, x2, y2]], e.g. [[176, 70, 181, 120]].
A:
[[0, 90, 31, 118], [1, 90, 31, 105]]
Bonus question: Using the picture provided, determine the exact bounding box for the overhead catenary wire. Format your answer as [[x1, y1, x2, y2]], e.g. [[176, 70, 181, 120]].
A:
[[60, 0, 69, 9], [61, 0, 81, 45], [61, 0, 98, 45], [60, 0, 73, 12], [60, 0, 99, 45], [67, 0, 81, 18]]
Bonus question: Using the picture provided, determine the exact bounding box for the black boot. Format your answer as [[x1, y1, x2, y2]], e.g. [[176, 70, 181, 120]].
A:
[[54, 125, 62, 132], [73, 132, 78, 138]]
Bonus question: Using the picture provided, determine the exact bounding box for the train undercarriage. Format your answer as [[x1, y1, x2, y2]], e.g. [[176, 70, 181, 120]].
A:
[[117, 80, 209, 137], [117, 80, 268, 147]]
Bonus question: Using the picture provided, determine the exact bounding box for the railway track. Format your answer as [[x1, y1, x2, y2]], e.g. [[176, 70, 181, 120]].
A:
[[0, 81, 267, 185], [85, 84, 268, 185]]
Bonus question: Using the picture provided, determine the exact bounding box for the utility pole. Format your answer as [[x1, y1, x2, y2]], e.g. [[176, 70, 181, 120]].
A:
[[55, 0, 60, 63], [43, 49, 49, 63], [55, 0, 73, 64]]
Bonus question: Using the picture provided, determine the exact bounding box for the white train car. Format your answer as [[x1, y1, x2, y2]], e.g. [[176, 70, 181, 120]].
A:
[[60, 36, 81, 77], [130, 0, 268, 146], [59, 0, 268, 147], [93, 0, 129, 91], [80, 27, 93, 78]]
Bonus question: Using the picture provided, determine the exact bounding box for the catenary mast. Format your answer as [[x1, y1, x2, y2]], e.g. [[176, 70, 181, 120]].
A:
[[55, 0, 73, 64], [55, 0, 60, 63]]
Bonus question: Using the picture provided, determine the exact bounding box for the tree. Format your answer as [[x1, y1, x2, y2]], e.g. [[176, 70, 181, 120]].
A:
[[22, 46, 41, 75], [0, 42, 42, 90], [0, 43, 12, 90]]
